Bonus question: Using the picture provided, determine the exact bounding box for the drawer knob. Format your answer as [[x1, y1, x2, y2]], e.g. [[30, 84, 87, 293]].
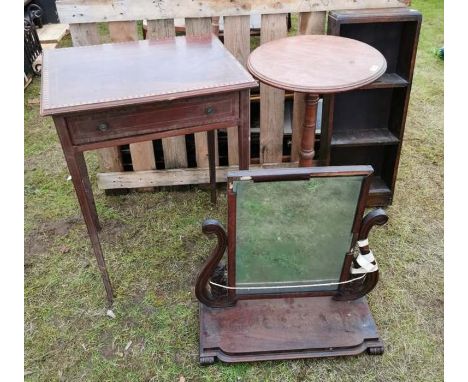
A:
[[205, 106, 215, 115], [97, 122, 109, 132]]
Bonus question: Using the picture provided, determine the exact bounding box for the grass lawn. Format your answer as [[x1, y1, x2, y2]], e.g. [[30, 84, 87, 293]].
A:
[[24, 1, 443, 380]]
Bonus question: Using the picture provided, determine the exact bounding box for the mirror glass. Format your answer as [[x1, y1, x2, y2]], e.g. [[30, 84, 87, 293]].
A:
[[234, 176, 364, 294]]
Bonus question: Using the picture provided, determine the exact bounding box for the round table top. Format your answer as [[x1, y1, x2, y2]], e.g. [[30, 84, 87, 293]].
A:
[[247, 35, 387, 94]]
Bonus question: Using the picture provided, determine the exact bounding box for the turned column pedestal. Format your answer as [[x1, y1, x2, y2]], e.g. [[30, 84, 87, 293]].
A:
[[247, 35, 387, 167], [300, 93, 320, 167]]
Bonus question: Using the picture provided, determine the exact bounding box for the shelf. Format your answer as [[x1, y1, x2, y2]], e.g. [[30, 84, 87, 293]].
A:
[[369, 176, 391, 195], [331, 129, 399, 147], [368, 176, 392, 206], [361, 73, 409, 90]]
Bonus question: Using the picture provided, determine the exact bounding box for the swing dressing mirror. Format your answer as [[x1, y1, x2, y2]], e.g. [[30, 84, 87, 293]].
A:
[[195, 166, 389, 364]]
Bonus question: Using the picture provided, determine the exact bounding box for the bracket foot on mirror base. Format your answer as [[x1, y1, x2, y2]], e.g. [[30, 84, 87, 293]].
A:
[[367, 345, 385, 355], [199, 356, 215, 366]]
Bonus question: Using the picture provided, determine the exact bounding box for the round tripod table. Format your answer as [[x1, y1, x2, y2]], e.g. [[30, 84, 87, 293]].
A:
[[247, 35, 387, 167]]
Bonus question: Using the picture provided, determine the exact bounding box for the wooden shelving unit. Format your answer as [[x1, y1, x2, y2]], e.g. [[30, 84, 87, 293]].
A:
[[322, 8, 422, 207]]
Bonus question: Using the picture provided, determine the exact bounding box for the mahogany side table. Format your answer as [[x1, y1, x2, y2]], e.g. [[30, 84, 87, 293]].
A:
[[41, 35, 257, 305], [247, 35, 386, 167]]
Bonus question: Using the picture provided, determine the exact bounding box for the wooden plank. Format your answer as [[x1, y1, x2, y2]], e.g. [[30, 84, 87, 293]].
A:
[[57, 1, 410, 24], [161, 137, 188, 168], [259, 14, 287, 164], [69, 23, 124, 173], [69, 23, 100, 46], [41, 42, 58, 50], [108, 21, 138, 42], [129, 142, 156, 170], [291, 12, 326, 162], [97, 147, 124, 173], [223, 16, 250, 66], [212, 16, 220, 36], [223, 15, 251, 166], [97, 162, 298, 190], [146, 19, 175, 39], [146, 19, 188, 169], [185, 17, 213, 37], [185, 17, 217, 168], [37, 23, 69, 43]]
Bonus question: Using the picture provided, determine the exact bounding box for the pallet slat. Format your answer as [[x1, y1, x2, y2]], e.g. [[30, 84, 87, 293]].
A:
[[57, 1, 410, 24], [259, 14, 287, 164], [96, 147, 123, 173], [97, 162, 298, 189], [37, 23, 69, 44], [223, 15, 251, 166], [146, 19, 176, 39], [185, 17, 213, 37], [129, 142, 156, 169], [108, 21, 138, 42], [291, 11, 326, 162], [69, 23, 100, 46]]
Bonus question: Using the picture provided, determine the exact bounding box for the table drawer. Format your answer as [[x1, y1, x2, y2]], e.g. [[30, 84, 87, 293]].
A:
[[67, 93, 239, 145]]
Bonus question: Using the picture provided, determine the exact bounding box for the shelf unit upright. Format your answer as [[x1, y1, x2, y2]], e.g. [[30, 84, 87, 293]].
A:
[[322, 8, 422, 207]]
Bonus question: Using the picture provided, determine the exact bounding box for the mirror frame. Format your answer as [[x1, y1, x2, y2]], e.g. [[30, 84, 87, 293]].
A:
[[225, 166, 373, 301], [194, 165, 391, 308]]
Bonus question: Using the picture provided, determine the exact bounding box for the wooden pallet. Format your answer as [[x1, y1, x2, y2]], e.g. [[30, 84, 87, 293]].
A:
[[55, 0, 409, 190]]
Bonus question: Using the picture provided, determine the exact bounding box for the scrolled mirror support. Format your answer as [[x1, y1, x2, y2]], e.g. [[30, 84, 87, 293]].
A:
[[334, 208, 388, 301], [195, 219, 235, 308]]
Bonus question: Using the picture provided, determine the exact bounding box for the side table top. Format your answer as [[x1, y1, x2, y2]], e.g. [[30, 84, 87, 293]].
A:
[[41, 35, 257, 116], [247, 35, 386, 94]]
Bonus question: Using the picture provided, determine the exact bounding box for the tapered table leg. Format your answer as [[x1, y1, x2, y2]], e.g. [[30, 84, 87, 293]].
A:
[[207, 130, 217, 204], [76, 152, 102, 231], [53, 116, 113, 305], [65, 150, 114, 305], [299, 93, 320, 167]]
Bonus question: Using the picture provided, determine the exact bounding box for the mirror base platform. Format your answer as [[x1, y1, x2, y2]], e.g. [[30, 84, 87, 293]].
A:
[[199, 296, 383, 364]]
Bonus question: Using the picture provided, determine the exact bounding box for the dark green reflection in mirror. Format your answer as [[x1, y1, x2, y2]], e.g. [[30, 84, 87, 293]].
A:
[[234, 176, 364, 294]]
